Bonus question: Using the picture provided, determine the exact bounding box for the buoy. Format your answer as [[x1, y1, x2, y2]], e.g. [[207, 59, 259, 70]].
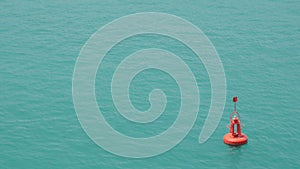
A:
[[223, 96, 248, 146]]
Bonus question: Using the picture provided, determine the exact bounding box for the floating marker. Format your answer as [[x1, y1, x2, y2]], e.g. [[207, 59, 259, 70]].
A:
[[223, 96, 248, 146]]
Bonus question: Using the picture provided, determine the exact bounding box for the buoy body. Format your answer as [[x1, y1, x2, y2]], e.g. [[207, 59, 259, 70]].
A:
[[223, 116, 248, 145], [223, 133, 247, 146]]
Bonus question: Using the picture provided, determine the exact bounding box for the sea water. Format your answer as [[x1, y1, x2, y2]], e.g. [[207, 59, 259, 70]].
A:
[[1, 0, 299, 168]]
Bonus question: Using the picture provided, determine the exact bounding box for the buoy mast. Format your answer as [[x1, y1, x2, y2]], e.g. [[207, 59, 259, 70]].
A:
[[233, 96, 237, 112]]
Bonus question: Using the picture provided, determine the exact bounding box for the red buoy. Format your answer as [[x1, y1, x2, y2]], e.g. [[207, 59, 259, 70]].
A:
[[223, 97, 248, 146]]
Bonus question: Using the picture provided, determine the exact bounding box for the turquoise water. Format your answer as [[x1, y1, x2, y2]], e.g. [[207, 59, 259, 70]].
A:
[[1, 0, 300, 168]]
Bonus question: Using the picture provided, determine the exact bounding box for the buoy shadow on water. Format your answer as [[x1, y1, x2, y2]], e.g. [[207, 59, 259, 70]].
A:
[[227, 146, 242, 156]]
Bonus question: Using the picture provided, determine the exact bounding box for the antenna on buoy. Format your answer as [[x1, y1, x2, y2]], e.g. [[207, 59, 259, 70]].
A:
[[233, 96, 238, 112]]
